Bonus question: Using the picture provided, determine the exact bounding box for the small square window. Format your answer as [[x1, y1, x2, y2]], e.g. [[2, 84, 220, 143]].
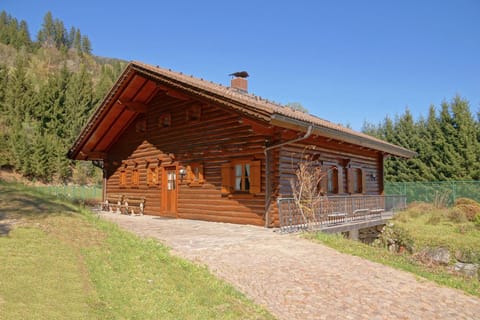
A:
[[120, 170, 126, 186], [132, 169, 139, 186], [186, 104, 201, 122], [159, 114, 171, 128], [186, 163, 204, 186], [327, 167, 338, 193], [234, 163, 251, 192], [147, 166, 159, 186], [135, 119, 146, 132]]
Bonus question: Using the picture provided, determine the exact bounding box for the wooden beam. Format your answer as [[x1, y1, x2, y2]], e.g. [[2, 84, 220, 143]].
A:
[[86, 151, 107, 159], [241, 117, 274, 136], [157, 84, 190, 101], [118, 99, 148, 113]]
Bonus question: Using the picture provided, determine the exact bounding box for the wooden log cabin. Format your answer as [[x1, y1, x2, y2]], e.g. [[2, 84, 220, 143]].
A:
[[68, 62, 415, 227]]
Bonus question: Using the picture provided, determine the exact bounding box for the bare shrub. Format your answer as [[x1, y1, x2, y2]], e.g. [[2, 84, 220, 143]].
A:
[[433, 190, 451, 209], [289, 150, 326, 230], [447, 208, 468, 223], [453, 198, 480, 222]]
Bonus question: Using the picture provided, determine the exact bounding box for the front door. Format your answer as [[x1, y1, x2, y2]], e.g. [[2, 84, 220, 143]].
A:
[[162, 166, 177, 216]]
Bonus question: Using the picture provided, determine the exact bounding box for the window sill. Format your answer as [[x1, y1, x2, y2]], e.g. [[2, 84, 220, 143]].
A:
[[229, 193, 255, 199]]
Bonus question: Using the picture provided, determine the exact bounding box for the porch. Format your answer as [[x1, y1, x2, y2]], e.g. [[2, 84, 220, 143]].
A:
[[277, 195, 407, 233]]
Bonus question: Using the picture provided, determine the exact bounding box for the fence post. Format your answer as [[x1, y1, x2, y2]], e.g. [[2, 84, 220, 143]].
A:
[[452, 181, 456, 204]]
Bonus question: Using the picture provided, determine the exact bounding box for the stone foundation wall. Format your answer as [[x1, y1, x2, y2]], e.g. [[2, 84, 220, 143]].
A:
[[358, 225, 385, 244]]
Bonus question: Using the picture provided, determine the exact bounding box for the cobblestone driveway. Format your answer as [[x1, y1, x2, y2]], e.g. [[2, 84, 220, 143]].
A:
[[101, 214, 480, 320]]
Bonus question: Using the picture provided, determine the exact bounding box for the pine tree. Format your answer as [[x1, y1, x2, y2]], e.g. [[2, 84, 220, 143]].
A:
[[37, 11, 56, 47], [0, 63, 10, 166], [413, 116, 435, 181], [37, 64, 70, 136], [67, 26, 75, 48], [95, 62, 126, 101], [3, 57, 38, 174], [73, 28, 82, 52], [65, 64, 94, 143], [0, 63, 7, 112], [438, 101, 465, 179], [17, 20, 32, 49], [81, 35, 92, 55], [450, 96, 480, 179], [53, 19, 66, 49], [4, 56, 37, 126]]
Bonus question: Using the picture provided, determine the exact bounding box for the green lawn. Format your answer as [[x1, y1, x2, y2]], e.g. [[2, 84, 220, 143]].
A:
[[0, 181, 274, 319], [305, 203, 480, 297]]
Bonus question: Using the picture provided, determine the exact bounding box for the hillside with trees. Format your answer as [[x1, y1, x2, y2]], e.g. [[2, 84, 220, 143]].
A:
[[362, 96, 480, 182], [0, 10, 126, 184]]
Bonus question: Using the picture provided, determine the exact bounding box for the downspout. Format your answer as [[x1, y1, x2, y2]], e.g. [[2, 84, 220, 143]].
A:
[[263, 125, 313, 227]]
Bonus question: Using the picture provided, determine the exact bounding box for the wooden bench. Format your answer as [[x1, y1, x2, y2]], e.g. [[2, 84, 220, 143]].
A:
[[102, 194, 145, 215], [102, 194, 124, 213], [123, 196, 145, 216], [369, 208, 384, 218], [353, 208, 370, 220], [327, 212, 348, 224]]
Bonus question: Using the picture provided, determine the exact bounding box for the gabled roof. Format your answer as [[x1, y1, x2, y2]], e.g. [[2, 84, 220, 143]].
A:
[[68, 61, 416, 160]]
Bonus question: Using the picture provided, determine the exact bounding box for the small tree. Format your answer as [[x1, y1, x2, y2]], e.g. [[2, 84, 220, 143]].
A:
[[290, 149, 327, 230], [285, 102, 308, 113]]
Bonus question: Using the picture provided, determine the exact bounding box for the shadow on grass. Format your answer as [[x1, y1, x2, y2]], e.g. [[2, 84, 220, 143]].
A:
[[0, 181, 81, 236], [0, 223, 10, 236]]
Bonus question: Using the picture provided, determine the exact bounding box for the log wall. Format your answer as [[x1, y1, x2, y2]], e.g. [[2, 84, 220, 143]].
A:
[[105, 93, 269, 226]]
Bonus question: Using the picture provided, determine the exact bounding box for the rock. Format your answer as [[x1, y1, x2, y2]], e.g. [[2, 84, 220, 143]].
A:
[[418, 247, 451, 265], [455, 249, 479, 264], [388, 244, 397, 253], [453, 262, 479, 278], [430, 247, 451, 265]]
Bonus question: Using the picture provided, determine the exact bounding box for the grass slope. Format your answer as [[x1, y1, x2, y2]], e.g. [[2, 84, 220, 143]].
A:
[[0, 181, 273, 319]]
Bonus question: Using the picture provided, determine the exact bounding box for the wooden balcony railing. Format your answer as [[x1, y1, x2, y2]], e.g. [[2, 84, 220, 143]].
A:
[[278, 195, 407, 233]]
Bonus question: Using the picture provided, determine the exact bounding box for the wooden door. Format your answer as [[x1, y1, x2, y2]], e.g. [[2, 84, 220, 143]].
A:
[[161, 166, 177, 216]]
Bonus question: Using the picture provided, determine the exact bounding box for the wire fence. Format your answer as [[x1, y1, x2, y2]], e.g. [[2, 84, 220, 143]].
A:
[[35, 185, 102, 203], [385, 181, 480, 205]]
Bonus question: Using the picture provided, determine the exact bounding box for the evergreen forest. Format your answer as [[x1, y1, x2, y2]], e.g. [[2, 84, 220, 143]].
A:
[[0, 11, 479, 184], [362, 96, 480, 181], [0, 11, 126, 184]]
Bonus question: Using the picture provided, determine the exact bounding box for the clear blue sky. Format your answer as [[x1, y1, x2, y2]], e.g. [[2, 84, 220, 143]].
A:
[[3, 0, 479, 130]]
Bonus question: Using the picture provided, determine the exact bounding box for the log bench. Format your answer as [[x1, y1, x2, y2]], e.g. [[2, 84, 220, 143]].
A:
[[102, 194, 124, 213], [123, 196, 145, 216], [102, 194, 145, 215]]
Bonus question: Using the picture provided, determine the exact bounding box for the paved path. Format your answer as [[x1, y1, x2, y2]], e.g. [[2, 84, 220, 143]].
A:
[[101, 213, 480, 320]]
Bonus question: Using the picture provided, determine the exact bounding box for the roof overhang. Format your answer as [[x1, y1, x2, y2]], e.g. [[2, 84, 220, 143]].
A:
[[270, 114, 417, 158]]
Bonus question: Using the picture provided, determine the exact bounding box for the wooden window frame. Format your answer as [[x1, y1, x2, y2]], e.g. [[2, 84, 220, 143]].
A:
[[147, 164, 159, 187], [347, 167, 367, 194], [186, 104, 202, 122], [327, 166, 339, 194], [158, 114, 171, 128], [221, 160, 261, 196], [119, 169, 126, 187], [233, 161, 251, 193], [135, 119, 147, 133], [186, 162, 204, 186], [319, 162, 344, 195], [131, 167, 140, 187]]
